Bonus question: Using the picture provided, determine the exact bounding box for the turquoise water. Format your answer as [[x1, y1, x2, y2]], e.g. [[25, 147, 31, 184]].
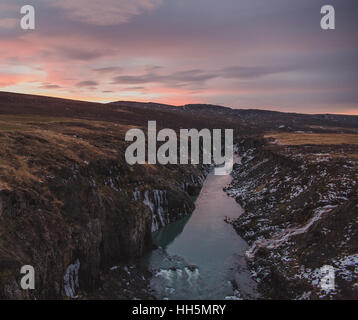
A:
[[144, 171, 258, 300]]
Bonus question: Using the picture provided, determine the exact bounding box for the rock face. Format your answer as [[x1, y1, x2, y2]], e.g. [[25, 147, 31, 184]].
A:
[[226, 137, 358, 299], [0, 161, 150, 299], [0, 110, 210, 299], [0, 157, 208, 299], [133, 172, 208, 232]]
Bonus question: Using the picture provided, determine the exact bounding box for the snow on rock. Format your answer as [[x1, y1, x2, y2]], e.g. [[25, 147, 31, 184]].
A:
[[64, 259, 80, 298], [332, 254, 358, 282], [134, 188, 188, 232], [246, 205, 337, 260]]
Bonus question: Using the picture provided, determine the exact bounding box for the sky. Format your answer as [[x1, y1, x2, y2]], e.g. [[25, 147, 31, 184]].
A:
[[0, 0, 357, 114]]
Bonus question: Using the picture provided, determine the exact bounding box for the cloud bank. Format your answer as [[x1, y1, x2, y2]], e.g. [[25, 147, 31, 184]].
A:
[[52, 0, 163, 26], [0, 0, 357, 114]]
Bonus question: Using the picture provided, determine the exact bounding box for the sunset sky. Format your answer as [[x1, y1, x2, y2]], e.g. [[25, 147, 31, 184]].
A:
[[0, 0, 357, 114]]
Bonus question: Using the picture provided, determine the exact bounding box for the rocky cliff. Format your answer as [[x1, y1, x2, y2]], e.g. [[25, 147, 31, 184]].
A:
[[226, 136, 358, 299], [0, 112, 209, 299]]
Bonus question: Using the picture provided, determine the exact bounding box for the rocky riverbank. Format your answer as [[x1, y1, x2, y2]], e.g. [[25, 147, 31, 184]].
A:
[[225, 137, 358, 299]]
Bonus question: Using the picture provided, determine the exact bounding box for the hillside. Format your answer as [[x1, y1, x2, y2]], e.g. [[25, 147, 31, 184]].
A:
[[0, 92, 357, 299], [226, 135, 358, 299], [0, 92, 216, 299]]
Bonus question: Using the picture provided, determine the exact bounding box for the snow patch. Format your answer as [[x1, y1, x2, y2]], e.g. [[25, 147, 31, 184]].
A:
[[64, 259, 80, 298]]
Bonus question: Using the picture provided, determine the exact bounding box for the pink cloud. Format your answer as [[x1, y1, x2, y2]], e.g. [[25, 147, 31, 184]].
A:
[[52, 0, 163, 26], [0, 0, 356, 114], [0, 18, 18, 29], [0, 72, 41, 87]]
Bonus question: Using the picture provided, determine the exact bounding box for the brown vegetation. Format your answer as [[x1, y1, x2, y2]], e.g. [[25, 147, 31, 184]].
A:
[[265, 133, 358, 146]]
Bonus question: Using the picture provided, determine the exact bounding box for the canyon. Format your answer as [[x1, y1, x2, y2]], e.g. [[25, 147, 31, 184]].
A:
[[0, 91, 357, 299]]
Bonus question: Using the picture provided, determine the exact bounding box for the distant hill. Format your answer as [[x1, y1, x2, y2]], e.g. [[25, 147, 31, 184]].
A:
[[1, 91, 358, 133]]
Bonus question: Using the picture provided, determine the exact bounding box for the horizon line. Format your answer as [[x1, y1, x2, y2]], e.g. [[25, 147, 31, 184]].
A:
[[1, 90, 357, 117]]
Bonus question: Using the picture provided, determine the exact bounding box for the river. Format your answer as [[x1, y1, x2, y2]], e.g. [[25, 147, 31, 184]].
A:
[[143, 166, 258, 300]]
